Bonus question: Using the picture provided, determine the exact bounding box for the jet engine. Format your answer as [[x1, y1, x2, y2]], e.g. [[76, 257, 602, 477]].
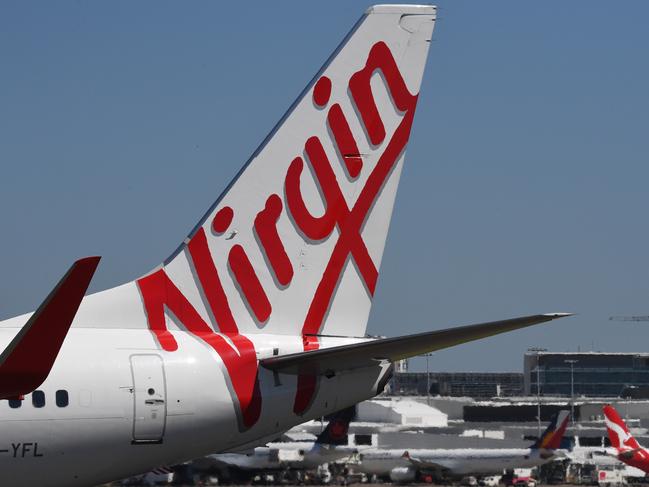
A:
[[389, 467, 417, 483]]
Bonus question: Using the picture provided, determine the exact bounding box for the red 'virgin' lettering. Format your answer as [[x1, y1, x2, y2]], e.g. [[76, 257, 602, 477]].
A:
[[228, 244, 272, 324], [137, 265, 262, 428], [188, 228, 238, 334], [292, 41, 418, 337], [328, 103, 363, 178], [212, 206, 234, 234], [285, 156, 338, 241], [349, 41, 416, 146], [286, 135, 378, 334], [289, 41, 419, 413], [313, 76, 332, 108], [137, 40, 419, 425], [254, 195, 294, 287]]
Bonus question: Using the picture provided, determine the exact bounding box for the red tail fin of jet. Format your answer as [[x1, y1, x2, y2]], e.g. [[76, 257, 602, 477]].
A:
[[604, 404, 641, 451], [532, 410, 570, 450], [315, 406, 356, 446]]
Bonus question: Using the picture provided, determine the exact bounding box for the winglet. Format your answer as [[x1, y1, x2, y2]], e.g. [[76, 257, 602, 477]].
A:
[[543, 313, 575, 318], [0, 256, 101, 399]]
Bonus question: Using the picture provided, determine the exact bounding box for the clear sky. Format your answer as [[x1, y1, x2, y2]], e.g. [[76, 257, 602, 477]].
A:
[[1, 1, 649, 372]]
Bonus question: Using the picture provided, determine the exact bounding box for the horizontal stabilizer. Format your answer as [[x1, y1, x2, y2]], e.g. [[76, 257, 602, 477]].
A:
[[261, 313, 572, 375], [0, 256, 101, 399]]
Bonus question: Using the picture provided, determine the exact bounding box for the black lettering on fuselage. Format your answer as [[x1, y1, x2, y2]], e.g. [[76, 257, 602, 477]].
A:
[[8, 442, 43, 458], [21, 443, 31, 457]]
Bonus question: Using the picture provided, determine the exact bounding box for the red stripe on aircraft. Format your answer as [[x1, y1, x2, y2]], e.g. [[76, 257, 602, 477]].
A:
[[254, 194, 294, 287]]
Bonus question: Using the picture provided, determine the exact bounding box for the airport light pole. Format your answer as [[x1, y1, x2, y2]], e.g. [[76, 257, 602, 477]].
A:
[[528, 347, 547, 436], [565, 359, 578, 424], [426, 354, 429, 404], [537, 360, 541, 436], [625, 385, 637, 419], [626, 393, 630, 419]]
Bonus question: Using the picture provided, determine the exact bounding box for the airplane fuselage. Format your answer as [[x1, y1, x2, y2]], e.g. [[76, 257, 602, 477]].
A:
[[0, 328, 384, 487], [357, 448, 557, 478], [210, 442, 356, 471]]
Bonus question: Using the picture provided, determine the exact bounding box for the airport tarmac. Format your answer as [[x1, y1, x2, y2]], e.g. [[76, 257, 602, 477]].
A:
[[106, 484, 577, 487], [106, 482, 576, 487]]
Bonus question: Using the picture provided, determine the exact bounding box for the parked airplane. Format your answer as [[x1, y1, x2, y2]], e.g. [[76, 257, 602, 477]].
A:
[[204, 406, 356, 477], [354, 411, 570, 482], [0, 5, 570, 486], [603, 404, 649, 473]]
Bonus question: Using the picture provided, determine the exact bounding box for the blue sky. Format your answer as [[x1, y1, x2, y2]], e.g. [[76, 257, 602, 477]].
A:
[[1, 1, 649, 372]]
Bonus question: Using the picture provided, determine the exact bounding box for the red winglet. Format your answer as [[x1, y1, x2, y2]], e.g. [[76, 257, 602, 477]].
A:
[[0, 256, 101, 399]]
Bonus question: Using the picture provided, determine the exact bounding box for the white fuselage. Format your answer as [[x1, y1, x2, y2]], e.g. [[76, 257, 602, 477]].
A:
[[209, 441, 356, 471], [0, 328, 385, 487], [357, 448, 558, 477]]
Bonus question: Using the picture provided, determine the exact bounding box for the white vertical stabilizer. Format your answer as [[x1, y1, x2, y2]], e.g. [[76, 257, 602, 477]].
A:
[[40, 5, 437, 341]]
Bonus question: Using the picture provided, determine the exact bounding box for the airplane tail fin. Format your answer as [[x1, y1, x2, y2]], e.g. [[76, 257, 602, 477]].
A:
[[604, 404, 641, 451], [58, 5, 436, 429], [125, 5, 437, 341], [531, 410, 570, 450], [315, 406, 356, 446]]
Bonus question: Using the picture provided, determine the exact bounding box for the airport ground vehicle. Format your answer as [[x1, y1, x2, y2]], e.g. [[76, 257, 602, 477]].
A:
[[597, 465, 627, 487]]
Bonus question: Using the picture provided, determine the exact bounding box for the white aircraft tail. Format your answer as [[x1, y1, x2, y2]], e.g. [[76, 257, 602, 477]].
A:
[[135, 5, 436, 342], [57, 5, 436, 345]]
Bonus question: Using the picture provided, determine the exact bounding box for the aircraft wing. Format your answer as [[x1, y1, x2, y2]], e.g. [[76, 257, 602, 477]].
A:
[[0, 256, 101, 399], [261, 313, 571, 375]]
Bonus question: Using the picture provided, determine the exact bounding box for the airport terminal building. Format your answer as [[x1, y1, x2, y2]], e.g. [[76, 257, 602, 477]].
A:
[[391, 371, 524, 398], [390, 351, 649, 399], [523, 351, 649, 397]]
